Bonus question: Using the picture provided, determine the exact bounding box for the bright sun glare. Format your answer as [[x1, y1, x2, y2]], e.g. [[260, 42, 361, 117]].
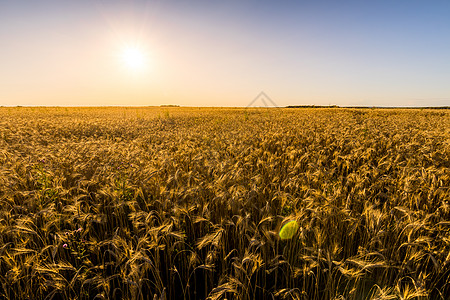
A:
[[120, 46, 147, 71]]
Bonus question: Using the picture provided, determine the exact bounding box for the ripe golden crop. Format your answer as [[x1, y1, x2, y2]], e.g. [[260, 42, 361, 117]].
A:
[[0, 107, 448, 299]]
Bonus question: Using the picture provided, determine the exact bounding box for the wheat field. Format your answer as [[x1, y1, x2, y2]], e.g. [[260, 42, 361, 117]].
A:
[[0, 107, 449, 299]]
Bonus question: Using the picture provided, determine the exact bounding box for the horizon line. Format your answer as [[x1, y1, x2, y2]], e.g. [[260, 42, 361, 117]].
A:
[[0, 105, 449, 109]]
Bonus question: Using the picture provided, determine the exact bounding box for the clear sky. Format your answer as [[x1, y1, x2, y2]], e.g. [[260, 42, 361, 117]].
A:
[[1, 0, 449, 107]]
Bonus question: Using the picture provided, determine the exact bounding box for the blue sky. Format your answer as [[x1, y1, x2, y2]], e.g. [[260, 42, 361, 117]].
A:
[[0, 0, 449, 106]]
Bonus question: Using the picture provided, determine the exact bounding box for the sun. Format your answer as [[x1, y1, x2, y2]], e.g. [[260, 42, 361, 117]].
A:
[[120, 46, 147, 71]]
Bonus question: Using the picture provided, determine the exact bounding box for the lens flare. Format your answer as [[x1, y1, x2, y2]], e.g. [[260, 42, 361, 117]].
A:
[[279, 220, 299, 240]]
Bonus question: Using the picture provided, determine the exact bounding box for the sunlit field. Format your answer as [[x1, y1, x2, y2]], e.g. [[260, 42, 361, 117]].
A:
[[0, 107, 449, 299]]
